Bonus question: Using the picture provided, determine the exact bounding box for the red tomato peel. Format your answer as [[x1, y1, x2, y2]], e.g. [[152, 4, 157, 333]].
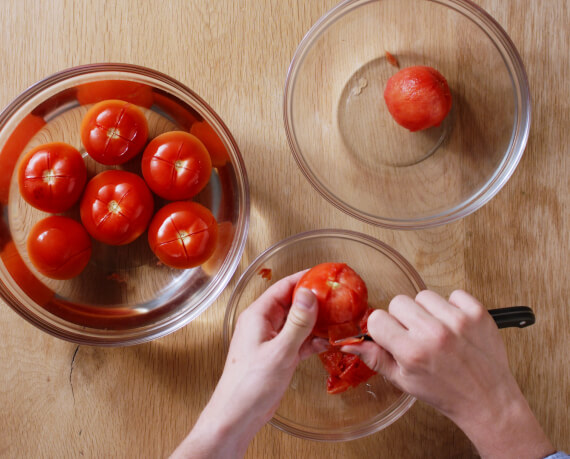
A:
[[319, 347, 376, 394]]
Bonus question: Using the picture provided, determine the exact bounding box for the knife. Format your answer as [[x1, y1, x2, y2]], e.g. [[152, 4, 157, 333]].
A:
[[332, 306, 536, 346]]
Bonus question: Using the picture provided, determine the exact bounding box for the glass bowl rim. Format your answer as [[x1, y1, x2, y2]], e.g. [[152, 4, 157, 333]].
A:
[[0, 62, 250, 346], [224, 228, 425, 441], [283, 0, 531, 230]]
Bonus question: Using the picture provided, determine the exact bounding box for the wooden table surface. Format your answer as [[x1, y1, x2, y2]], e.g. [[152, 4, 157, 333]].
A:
[[0, 1, 568, 457]]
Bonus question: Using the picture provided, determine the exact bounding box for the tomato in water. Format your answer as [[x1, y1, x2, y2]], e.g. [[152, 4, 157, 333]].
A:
[[80, 170, 154, 246], [148, 201, 218, 269], [190, 121, 230, 168], [27, 216, 92, 280], [17, 142, 87, 213], [141, 131, 212, 201], [80, 99, 149, 165], [293, 262, 368, 340], [384, 65, 452, 132]]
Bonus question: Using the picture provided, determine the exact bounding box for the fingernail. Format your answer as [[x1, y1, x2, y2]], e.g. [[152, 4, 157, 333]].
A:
[[294, 288, 315, 310]]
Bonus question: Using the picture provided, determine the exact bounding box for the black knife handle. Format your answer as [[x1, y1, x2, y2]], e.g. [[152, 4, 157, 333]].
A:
[[489, 306, 535, 329]]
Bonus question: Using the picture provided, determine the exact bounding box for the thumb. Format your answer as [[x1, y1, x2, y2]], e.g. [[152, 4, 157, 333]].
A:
[[276, 287, 318, 355]]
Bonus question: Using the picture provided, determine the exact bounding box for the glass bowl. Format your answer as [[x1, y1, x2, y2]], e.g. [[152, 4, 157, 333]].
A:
[[284, 0, 530, 229], [224, 229, 425, 441], [0, 63, 249, 346]]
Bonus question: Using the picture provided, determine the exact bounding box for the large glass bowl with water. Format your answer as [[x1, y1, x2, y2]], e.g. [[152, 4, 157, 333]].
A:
[[0, 63, 249, 346]]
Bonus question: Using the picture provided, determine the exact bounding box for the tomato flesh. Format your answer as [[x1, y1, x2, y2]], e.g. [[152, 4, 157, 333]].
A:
[[27, 216, 92, 280], [141, 131, 212, 201], [294, 262, 368, 339], [384, 65, 452, 132], [80, 99, 149, 165], [80, 170, 154, 245], [18, 142, 87, 213], [148, 201, 218, 269]]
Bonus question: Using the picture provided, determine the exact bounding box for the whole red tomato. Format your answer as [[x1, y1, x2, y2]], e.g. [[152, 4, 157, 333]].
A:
[[80, 170, 154, 245], [18, 142, 87, 213], [384, 65, 452, 132], [141, 131, 212, 200], [148, 201, 218, 269], [294, 262, 368, 339], [80, 99, 149, 165], [27, 216, 92, 280]]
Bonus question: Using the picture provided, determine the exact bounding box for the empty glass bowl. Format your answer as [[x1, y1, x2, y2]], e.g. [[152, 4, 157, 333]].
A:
[[224, 229, 425, 441], [284, 0, 530, 228], [0, 63, 249, 345]]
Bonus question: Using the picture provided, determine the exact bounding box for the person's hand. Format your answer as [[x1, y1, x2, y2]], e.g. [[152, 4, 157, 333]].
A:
[[342, 290, 554, 459], [172, 271, 326, 459]]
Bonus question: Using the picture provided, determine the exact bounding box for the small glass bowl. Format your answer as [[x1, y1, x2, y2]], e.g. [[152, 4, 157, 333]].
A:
[[284, 0, 531, 229], [224, 229, 425, 441], [0, 63, 249, 346]]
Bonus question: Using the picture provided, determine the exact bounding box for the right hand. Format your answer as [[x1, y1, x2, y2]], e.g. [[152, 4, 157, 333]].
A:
[[341, 290, 554, 459]]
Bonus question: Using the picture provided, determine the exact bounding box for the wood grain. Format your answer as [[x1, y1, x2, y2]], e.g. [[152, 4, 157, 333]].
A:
[[0, 0, 568, 458]]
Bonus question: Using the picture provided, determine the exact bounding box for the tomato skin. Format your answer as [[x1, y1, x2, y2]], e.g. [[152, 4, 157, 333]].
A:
[[294, 263, 368, 339], [141, 131, 212, 201], [190, 121, 230, 168], [18, 142, 87, 213], [80, 99, 149, 165], [80, 170, 154, 246], [27, 216, 92, 280], [148, 201, 218, 269], [319, 348, 376, 394], [384, 66, 452, 132]]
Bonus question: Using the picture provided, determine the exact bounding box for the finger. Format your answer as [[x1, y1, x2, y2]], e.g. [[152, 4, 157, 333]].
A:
[[448, 290, 488, 319], [414, 290, 465, 327], [341, 341, 398, 379], [365, 308, 408, 356], [299, 337, 329, 360], [274, 287, 318, 355], [388, 294, 438, 332]]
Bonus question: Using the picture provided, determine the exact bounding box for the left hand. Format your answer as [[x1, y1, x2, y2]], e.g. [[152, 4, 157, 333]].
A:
[[172, 271, 326, 458]]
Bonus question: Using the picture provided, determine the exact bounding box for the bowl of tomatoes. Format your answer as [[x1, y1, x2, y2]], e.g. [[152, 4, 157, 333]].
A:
[[284, 0, 530, 229], [224, 229, 424, 441], [0, 63, 249, 345]]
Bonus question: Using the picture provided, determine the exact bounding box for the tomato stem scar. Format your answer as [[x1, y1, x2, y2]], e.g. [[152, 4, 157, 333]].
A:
[[327, 280, 341, 289], [108, 200, 120, 213], [42, 169, 56, 185], [107, 127, 121, 139]]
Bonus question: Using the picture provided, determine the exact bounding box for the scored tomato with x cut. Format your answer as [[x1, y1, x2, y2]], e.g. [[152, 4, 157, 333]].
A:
[[80, 99, 149, 165], [294, 262, 368, 341], [18, 142, 87, 213], [80, 170, 154, 246], [148, 201, 218, 269], [141, 131, 212, 201]]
